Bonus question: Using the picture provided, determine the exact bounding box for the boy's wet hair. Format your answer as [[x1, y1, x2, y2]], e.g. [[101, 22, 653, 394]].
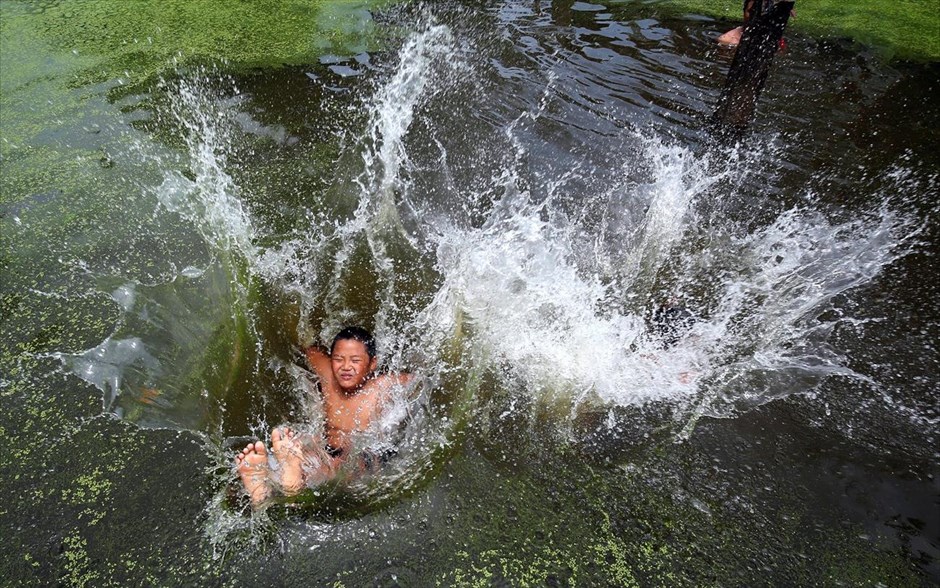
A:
[[651, 305, 696, 349], [331, 326, 377, 358]]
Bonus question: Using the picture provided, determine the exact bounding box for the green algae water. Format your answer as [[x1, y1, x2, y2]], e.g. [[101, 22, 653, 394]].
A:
[[2, 1, 938, 585]]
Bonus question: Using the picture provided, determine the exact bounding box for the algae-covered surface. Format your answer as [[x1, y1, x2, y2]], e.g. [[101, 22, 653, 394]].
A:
[[2, 0, 938, 586], [1, 0, 395, 92]]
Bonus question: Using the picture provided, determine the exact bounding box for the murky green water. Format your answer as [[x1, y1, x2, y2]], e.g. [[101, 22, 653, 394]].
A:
[[2, 1, 938, 586]]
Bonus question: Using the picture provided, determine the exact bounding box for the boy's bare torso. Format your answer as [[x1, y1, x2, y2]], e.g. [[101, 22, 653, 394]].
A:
[[305, 346, 411, 455]]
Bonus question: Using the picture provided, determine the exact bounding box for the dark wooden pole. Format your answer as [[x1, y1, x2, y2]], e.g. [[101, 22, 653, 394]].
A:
[[711, 0, 795, 135]]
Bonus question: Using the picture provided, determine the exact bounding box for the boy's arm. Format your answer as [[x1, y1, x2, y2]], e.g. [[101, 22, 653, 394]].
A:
[[388, 373, 414, 387], [305, 346, 332, 383]]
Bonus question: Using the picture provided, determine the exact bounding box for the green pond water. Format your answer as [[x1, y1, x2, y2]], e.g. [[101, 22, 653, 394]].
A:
[[2, 1, 938, 586]]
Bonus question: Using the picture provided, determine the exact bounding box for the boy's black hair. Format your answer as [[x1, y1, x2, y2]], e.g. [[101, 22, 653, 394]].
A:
[[651, 305, 696, 349], [331, 326, 377, 358]]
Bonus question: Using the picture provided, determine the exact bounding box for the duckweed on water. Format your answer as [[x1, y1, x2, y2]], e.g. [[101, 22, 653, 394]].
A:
[[8, 0, 397, 91], [388, 439, 920, 587]]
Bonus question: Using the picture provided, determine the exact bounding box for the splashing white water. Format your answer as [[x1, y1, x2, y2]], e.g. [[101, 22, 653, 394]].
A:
[[321, 22, 464, 344], [156, 74, 260, 267], [68, 21, 919, 458], [70, 337, 162, 414], [690, 206, 915, 416]]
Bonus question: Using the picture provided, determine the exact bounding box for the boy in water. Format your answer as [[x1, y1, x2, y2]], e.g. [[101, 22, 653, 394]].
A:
[[235, 326, 412, 506]]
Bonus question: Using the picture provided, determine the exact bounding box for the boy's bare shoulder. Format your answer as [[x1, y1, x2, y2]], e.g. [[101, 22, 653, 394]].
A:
[[357, 373, 412, 402], [369, 372, 413, 390]]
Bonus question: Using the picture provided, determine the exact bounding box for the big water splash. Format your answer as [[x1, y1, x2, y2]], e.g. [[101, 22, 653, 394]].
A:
[[63, 19, 926, 524]]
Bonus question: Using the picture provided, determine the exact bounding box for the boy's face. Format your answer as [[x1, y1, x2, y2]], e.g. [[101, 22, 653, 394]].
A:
[[331, 338, 377, 392]]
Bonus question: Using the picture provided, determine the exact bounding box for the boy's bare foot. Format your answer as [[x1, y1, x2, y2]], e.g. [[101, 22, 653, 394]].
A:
[[235, 441, 271, 506], [272, 427, 305, 495], [718, 25, 744, 46]]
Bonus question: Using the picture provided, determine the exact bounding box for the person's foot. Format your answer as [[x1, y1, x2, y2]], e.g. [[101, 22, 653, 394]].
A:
[[272, 427, 305, 495], [717, 25, 743, 46], [235, 441, 272, 506]]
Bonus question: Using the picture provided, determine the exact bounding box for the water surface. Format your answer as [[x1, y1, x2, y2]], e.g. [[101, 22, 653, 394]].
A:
[[2, 1, 938, 585]]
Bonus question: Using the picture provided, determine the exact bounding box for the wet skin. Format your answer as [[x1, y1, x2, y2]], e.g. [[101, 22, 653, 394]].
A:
[[236, 338, 411, 506]]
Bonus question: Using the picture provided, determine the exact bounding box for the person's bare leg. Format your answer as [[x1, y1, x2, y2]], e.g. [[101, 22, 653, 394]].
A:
[[235, 441, 271, 506], [301, 441, 336, 486], [718, 25, 744, 46], [272, 427, 305, 495]]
